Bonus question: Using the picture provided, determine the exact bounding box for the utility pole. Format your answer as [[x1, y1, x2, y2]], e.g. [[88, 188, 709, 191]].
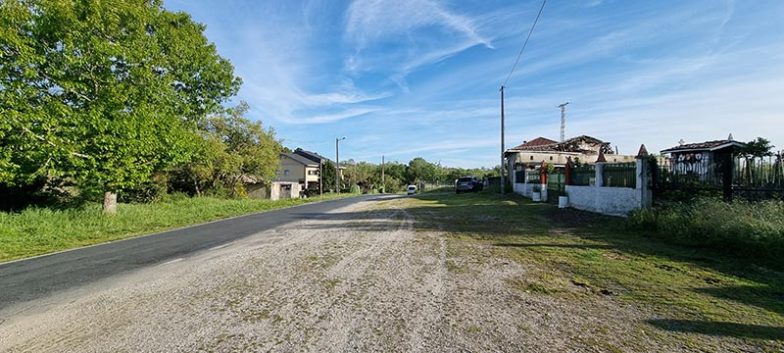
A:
[[558, 102, 569, 142], [319, 161, 323, 196], [381, 155, 385, 194], [500, 86, 505, 195], [335, 137, 345, 194]]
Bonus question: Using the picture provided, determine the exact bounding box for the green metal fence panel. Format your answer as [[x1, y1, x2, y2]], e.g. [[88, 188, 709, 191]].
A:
[[547, 172, 565, 201], [515, 170, 526, 184], [526, 170, 540, 183], [603, 162, 637, 188], [572, 164, 595, 186]]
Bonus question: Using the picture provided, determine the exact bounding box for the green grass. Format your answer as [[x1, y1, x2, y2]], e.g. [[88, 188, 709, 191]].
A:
[[0, 193, 355, 262], [629, 199, 784, 269], [396, 191, 784, 349]]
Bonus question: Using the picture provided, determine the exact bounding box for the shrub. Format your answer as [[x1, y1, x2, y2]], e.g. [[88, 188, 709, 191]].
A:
[[628, 199, 784, 268]]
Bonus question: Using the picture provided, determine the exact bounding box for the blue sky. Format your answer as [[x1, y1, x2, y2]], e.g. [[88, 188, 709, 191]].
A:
[[166, 0, 784, 168]]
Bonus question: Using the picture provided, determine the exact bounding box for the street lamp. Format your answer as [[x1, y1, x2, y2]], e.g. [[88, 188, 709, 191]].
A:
[[336, 137, 346, 194]]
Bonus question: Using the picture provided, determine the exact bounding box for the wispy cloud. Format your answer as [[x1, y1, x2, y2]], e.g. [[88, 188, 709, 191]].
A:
[[345, 0, 490, 49], [167, 0, 784, 167], [343, 0, 494, 77]]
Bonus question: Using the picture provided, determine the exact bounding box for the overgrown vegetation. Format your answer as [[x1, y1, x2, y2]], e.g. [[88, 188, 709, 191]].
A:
[[0, 193, 352, 262], [629, 198, 784, 269], [394, 192, 784, 349]]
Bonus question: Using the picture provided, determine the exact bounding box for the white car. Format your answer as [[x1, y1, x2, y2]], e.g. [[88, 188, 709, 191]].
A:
[[406, 185, 417, 195]]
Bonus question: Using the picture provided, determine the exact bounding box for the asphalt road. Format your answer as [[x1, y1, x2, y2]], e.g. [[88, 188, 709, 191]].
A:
[[0, 195, 377, 310]]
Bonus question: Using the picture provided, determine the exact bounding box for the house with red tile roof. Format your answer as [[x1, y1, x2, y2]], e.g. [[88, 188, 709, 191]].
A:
[[504, 135, 638, 185]]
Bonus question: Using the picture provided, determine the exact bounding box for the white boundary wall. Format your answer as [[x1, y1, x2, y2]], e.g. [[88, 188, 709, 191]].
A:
[[513, 158, 652, 217], [565, 185, 642, 217]]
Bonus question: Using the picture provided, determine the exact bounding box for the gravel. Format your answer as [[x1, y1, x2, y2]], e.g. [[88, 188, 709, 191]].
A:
[[0, 199, 765, 352]]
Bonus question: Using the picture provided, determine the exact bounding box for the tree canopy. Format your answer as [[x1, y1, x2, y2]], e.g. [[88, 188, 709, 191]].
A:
[[739, 137, 775, 159], [0, 0, 240, 210], [175, 102, 281, 197]]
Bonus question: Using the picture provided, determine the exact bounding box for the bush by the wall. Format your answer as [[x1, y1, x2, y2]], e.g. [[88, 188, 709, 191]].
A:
[[628, 199, 784, 268]]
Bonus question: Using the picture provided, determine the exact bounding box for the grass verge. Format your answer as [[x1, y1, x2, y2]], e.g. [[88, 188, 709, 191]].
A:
[[395, 191, 784, 350], [0, 193, 356, 263], [628, 199, 784, 269]]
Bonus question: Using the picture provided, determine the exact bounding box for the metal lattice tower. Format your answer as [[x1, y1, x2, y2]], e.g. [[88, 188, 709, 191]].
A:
[[558, 102, 570, 142]]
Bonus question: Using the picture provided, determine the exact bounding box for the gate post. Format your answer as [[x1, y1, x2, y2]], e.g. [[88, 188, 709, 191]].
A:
[[595, 150, 606, 187], [721, 152, 733, 201], [539, 161, 549, 201], [637, 144, 652, 208]]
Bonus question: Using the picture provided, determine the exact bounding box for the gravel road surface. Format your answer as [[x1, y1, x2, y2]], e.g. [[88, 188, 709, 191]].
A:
[[0, 197, 742, 352]]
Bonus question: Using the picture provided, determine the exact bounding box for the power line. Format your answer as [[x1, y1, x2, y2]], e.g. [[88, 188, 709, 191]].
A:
[[501, 0, 548, 88]]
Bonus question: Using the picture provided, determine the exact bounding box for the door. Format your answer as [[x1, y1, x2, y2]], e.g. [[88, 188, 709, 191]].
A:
[[280, 184, 292, 199]]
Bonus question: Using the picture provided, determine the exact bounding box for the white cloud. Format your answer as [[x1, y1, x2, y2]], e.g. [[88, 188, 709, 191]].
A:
[[296, 108, 379, 124], [345, 0, 490, 49], [343, 0, 493, 76]]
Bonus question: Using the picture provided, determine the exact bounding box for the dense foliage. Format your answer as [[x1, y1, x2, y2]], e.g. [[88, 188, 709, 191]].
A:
[[339, 157, 501, 193], [0, 0, 286, 211], [628, 198, 784, 269], [171, 102, 281, 198]]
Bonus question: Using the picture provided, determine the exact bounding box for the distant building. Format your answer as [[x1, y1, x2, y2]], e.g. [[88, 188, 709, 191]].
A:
[[275, 153, 320, 196], [504, 135, 637, 185], [271, 148, 346, 198], [506, 135, 635, 169], [660, 137, 746, 179]]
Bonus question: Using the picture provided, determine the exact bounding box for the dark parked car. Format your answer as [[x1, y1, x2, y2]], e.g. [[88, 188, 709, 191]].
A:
[[455, 176, 483, 194]]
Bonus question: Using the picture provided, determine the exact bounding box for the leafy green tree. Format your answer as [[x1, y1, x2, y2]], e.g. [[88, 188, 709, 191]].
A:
[[176, 102, 281, 197], [406, 157, 437, 185], [0, 0, 240, 212], [737, 137, 775, 181], [321, 160, 338, 193], [739, 137, 774, 159], [343, 161, 379, 191]]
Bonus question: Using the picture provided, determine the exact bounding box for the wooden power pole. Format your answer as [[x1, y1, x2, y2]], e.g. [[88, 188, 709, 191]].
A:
[[500, 86, 506, 195]]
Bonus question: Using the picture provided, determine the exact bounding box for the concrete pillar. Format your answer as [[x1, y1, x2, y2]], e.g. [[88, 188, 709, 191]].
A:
[[637, 157, 653, 208], [595, 162, 605, 187], [635, 158, 644, 190], [508, 158, 516, 185]]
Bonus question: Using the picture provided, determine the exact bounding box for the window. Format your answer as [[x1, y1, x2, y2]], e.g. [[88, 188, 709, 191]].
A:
[[530, 156, 534, 160], [549, 156, 553, 161], [284, 169, 290, 176]]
